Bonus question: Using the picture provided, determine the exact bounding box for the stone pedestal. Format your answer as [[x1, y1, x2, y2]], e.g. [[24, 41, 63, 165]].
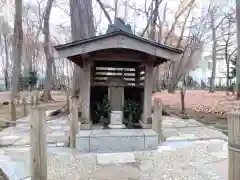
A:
[[76, 129, 158, 153], [108, 111, 126, 129]]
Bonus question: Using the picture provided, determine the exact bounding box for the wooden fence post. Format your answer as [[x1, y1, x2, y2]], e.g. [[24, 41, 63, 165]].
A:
[[31, 94, 34, 106], [9, 99, 16, 126], [228, 109, 240, 180], [35, 91, 39, 105], [66, 89, 70, 110], [152, 98, 164, 143], [30, 106, 47, 180], [22, 96, 27, 117], [69, 97, 80, 148]]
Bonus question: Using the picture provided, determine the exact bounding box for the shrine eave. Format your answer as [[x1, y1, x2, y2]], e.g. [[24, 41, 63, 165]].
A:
[[55, 30, 183, 63]]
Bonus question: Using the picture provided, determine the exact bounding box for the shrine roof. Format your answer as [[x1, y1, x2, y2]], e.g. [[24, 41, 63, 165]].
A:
[[55, 30, 182, 63], [55, 30, 182, 53]]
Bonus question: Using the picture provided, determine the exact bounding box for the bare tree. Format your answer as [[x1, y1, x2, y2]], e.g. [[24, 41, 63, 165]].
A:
[[164, 0, 195, 44], [219, 12, 237, 92], [22, 0, 45, 75], [42, 0, 55, 102], [208, 3, 227, 92], [149, 0, 162, 92], [70, 0, 95, 97], [96, 0, 112, 24], [0, 17, 11, 90], [12, 0, 23, 100]]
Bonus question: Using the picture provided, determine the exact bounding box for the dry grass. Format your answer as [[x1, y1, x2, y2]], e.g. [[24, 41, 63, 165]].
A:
[[154, 90, 233, 132]]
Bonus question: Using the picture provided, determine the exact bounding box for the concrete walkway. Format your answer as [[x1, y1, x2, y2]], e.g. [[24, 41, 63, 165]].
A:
[[0, 116, 228, 179]]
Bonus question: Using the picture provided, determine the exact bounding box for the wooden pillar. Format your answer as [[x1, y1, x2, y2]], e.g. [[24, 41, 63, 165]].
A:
[[91, 63, 96, 84], [142, 60, 154, 125], [152, 98, 163, 143], [228, 110, 240, 180], [30, 106, 47, 180], [9, 99, 16, 126], [80, 58, 91, 127], [135, 67, 140, 86], [69, 98, 79, 148]]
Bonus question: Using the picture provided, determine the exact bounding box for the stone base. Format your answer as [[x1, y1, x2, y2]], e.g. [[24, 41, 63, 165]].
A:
[[139, 120, 152, 129], [108, 124, 126, 129], [76, 129, 158, 153], [80, 122, 92, 130]]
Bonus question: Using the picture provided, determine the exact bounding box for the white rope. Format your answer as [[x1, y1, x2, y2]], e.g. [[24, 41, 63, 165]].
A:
[[0, 117, 27, 124], [0, 112, 70, 124], [228, 145, 240, 153]]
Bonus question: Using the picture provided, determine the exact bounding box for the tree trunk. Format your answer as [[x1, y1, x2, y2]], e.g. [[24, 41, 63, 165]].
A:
[[150, 0, 161, 93], [168, 63, 176, 93], [225, 42, 230, 94], [180, 77, 186, 114], [42, 0, 55, 102], [114, 0, 119, 19], [236, 0, 240, 99], [11, 0, 23, 100], [4, 35, 9, 91], [52, 61, 59, 90], [70, 0, 95, 97], [209, 11, 217, 93]]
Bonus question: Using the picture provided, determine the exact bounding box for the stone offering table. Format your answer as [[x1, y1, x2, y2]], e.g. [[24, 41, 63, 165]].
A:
[[108, 111, 126, 129], [76, 129, 158, 153]]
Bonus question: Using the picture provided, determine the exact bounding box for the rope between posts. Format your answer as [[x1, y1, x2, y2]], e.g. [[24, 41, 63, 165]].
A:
[[0, 113, 70, 124], [228, 145, 240, 152]]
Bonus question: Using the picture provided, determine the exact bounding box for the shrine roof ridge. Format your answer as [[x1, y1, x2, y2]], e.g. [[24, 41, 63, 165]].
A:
[[55, 30, 183, 54]]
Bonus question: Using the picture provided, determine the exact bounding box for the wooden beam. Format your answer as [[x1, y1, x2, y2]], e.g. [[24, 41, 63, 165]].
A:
[[9, 99, 16, 125], [92, 83, 144, 87], [95, 62, 139, 68], [139, 73, 145, 77], [228, 110, 240, 180], [30, 106, 47, 180], [95, 69, 135, 73], [95, 74, 135, 78], [91, 49, 147, 62], [152, 98, 164, 143], [95, 79, 137, 83], [69, 98, 79, 148]]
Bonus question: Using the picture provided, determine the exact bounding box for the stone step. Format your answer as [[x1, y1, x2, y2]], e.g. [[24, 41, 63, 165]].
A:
[[76, 129, 158, 153], [0, 133, 69, 147]]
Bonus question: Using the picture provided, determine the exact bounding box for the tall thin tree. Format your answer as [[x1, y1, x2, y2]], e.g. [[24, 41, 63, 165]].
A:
[[70, 0, 95, 98], [42, 0, 55, 102], [12, 0, 23, 99], [236, 0, 240, 99]]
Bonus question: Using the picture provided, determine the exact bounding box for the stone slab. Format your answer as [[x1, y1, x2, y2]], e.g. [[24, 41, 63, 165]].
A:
[[76, 130, 92, 137], [90, 136, 144, 153], [108, 124, 126, 129], [76, 129, 159, 153], [142, 129, 158, 136], [90, 129, 144, 137], [97, 152, 135, 164], [139, 120, 152, 129], [0, 136, 21, 146], [76, 137, 89, 153], [80, 122, 92, 130], [144, 136, 158, 149]]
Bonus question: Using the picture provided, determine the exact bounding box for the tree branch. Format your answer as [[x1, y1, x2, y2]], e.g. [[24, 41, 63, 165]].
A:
[[140, 0, 163, 37], [96, 0, 112, 24]]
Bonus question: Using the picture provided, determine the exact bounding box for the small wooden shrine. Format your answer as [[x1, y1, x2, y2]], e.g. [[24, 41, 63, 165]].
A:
[[55, 20, 182, 129]]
